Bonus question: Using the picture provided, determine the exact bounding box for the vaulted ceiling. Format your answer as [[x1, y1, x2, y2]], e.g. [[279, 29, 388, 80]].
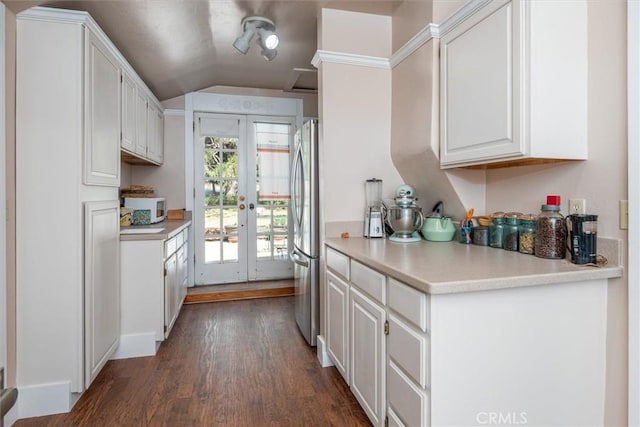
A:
[[4, 0, 401, 101]]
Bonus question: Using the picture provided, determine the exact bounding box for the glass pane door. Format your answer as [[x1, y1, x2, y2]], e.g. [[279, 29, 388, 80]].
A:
[[194, 113, 294, 285], [194, 113, 248, 284], [247, 117, 295, 280]]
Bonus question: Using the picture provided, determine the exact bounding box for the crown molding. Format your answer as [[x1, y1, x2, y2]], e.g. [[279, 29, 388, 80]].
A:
[[314, 0, 493, 70], [311, 50, 390, 69], [163, 109, 185, 117], [389, 23, 440, 68], [437, 0, 493, 38]]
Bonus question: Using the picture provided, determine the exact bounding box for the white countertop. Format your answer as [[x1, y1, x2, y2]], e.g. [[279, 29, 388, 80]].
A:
[[325, 237, 623, 294], [119, 219, 191, 241]]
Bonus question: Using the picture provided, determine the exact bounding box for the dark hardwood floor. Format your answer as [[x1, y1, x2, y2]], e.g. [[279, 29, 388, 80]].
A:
[[15, 296, 370, 426]]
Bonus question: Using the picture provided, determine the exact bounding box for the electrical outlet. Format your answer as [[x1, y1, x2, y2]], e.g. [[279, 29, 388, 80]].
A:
[[568, 199, 586, 214], [620, 200, 629, 230]]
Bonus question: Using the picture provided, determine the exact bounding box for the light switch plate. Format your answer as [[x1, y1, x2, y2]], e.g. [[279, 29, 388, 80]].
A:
[[620, 200, 629, 230]]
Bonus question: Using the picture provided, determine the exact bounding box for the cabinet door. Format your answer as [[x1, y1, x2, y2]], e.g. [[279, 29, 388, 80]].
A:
[[440, 0, 523, 166], [135, 89, 148, 156], [120, 70, 136, 152], [326, 270, 349, 382], [178, 244, 188, 301], [164, 252, 179, 338], [84, 200, 120, 388], [350, 286, 386, 426], [84, 28, 121, 186], [147, 104, 164, 164]]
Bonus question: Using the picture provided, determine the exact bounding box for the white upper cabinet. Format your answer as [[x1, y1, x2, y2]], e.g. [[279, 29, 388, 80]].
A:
[[121, 69, 164, 166], [439, 0, 587, 168], [135, 89, 148, 156], [120, 69, 136, 153], [84, 28, 121, 186], [146, 103, 164, 164]]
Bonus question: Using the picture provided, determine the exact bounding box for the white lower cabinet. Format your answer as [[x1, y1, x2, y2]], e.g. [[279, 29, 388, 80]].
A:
[[325, 248, 430, 427], [84, 201, 121, 388], [326, 270, 349, 382], [117, 226, 190, 358], [164, 231, 187, 338], [324, 244, 608, 427], [326, 247, 386, 427], [350, 287, 386, 426]]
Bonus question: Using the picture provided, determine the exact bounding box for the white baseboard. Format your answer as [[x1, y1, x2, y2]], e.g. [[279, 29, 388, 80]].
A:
[[110, 333, 157, 359], [18, 381, 77, 418], [316, 335, 334, 367]]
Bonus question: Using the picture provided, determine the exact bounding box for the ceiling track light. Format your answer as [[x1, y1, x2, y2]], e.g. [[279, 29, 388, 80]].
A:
[[233, 16, 279, 61]]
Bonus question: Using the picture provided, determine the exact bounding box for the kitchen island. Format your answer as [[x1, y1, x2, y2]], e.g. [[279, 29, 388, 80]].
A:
[[323, 237, 623, 427]]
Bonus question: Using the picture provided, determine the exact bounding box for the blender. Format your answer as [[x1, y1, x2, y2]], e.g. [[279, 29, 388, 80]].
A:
[[386, 184, 424, 243], [364, 178, 384, 238]]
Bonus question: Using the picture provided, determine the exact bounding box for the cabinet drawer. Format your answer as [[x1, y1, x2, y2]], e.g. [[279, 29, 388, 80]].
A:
[[388, 278, 428, 332], [350, 260, 385, 304], [326, 247, 349, 280], [388, 361, 430, 427], [164, 236, 177, 258], [176, 229, 184, 248], [388, 314, 429, 388]]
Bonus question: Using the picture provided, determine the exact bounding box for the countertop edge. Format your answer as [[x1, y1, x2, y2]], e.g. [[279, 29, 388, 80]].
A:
[[325, 237, 624, 295], [119, 219, 192, 241]]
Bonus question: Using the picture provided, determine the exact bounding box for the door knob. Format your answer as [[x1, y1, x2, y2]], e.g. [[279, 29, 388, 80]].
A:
[[239, 204, 245, 210], [239, 195, 245, 202]]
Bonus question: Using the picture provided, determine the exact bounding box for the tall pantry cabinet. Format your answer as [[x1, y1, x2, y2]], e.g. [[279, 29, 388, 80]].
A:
[[16, 7, 127, 415]]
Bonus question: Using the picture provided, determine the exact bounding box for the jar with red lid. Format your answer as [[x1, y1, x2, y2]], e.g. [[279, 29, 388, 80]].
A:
[[535, 196, 566, 259]]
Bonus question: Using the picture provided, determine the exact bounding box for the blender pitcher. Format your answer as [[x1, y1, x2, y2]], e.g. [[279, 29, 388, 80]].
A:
[[364, 178, 384, 238]]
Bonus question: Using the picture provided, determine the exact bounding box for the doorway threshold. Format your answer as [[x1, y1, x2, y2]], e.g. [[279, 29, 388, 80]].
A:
[[184, 279, 294, 304]]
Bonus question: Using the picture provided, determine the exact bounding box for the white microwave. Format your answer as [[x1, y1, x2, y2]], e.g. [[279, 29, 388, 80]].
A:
[[124, 197, 166, 224]]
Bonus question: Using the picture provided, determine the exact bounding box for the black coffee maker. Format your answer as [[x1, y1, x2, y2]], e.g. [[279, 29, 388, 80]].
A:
[[566, 214, 598, 264]]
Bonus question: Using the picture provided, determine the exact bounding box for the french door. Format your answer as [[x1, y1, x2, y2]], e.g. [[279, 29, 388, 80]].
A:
[[194, 112, 295, 285]]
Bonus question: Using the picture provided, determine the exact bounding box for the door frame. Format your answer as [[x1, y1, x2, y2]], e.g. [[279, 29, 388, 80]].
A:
[[184, 92, 303, 286], [628, 1, 639, 424]]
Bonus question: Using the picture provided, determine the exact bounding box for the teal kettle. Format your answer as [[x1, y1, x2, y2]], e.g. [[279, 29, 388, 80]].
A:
[[421, 201, 456, 241]]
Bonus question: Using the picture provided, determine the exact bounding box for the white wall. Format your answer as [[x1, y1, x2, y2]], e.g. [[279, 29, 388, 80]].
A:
[[318, 8, 404, 237]]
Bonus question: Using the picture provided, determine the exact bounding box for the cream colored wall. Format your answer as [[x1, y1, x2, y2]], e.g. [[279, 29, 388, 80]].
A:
[[391, 1, 485, 220], [391, 0, 433, 51], [482, 1, 628, 424], [318, 8, 403, 234], [320, 8, 391, 56]]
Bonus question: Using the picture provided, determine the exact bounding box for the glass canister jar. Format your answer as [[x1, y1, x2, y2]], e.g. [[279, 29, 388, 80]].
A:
[[535, 204, 566, 259], [502, 212, 522, 251], [489, 212, 505, 248], [518, 214, 536, 255]]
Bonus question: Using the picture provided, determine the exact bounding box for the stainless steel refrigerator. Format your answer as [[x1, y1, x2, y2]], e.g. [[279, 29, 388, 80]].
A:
[[289, 119, 319, 346]]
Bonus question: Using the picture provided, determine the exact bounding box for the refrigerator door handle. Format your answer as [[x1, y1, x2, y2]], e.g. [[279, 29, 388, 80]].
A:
[[289, 247, 310, 268], [290, 142, 305, 231]]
